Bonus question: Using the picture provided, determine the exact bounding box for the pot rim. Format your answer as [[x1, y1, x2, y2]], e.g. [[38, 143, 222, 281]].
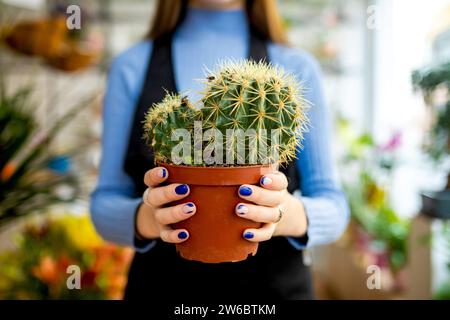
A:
[[159, 163, 277, 186]]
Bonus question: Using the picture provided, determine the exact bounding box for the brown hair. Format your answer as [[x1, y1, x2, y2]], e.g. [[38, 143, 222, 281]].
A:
[[147, 0, 289, 45]]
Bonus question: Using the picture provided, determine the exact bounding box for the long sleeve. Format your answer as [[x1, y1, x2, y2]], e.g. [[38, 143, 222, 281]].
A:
[[90, 42, 156, 253], [284, 51, 350, 249]]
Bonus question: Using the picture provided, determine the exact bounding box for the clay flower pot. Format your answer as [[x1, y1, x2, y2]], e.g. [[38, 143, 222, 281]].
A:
[[161, 163, 275, 263], [46, 46, 99, 72], [4, 16, 66, 58]]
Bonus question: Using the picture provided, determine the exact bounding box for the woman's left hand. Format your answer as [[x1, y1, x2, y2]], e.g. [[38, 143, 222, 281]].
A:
[[236, 172, 308, 242]]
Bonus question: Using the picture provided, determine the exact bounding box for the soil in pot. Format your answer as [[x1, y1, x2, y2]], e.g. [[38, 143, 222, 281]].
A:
[[161, 163, 275, 264]]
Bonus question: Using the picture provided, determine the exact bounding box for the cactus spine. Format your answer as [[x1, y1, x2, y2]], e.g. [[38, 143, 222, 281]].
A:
[[200, 61, 308, 164], [144, 93, 197, 164], [144, 61, 308, 166]]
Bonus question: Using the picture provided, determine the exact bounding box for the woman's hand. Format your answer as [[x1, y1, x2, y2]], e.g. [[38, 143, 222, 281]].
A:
[[236, 172, 308, 242], [136, 167, 195, 243]]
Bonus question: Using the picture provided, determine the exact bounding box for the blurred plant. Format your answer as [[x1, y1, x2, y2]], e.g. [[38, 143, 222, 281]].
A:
[[434, 221, 450, 300], [0, 214, 132, 299], [1, 13, 102, 72], [0, 78, 94, 227], [412, 61, 450, 164], [338, 118, 410, 273]]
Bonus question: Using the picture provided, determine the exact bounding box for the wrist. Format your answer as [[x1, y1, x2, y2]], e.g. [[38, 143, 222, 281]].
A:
[[276, 193, 308, 237]]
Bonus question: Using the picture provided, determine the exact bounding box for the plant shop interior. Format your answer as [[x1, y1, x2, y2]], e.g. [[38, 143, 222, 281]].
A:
[[1, 0, 450, 300]]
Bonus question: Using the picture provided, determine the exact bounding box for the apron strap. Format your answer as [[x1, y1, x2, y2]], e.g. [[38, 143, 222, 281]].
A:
[[124, 35, 178, 195]]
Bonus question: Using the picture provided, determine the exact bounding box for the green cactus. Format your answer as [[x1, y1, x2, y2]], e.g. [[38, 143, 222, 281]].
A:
[[200, 61, 308, 165], [144, 92, 197, 164], [144, 60, 308, 166]]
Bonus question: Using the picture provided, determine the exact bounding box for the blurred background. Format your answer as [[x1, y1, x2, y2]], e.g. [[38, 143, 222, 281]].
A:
[[0, 0, 449, 300]]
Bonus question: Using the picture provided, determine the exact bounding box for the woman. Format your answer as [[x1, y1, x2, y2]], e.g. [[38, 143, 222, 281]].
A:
[[91, 0, 349, 300]]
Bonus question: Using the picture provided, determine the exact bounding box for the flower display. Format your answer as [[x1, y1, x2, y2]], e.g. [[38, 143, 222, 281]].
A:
[[0, 214, 133, 300]]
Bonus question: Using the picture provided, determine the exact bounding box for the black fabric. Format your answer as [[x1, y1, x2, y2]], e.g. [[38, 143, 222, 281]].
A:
[[123, 33, 313, 300], [124, 36, 177, 195]]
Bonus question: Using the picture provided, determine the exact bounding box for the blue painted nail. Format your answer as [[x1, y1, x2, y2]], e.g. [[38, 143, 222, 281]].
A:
[[261, 176, 272, 186], [239, 186, 252, 197], [237, 204, 248, 215], [244, 232, 254, 239], [162, 168, 167, 178], [183, 203, 195, 214], [175, 184, 189, 195], [178, 231, 188, 239]]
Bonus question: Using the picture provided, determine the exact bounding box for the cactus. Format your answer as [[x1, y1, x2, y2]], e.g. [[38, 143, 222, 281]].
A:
[[144, 61, 308, 166], [144, 92, 197, 164], [200, 61, 308, 165]]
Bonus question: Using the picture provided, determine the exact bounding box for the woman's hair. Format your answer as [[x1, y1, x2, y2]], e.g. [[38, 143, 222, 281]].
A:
[[147, 0, 289, 44]]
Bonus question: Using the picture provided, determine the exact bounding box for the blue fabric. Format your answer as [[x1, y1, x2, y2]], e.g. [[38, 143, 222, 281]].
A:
[[90, 7, 349, 251]]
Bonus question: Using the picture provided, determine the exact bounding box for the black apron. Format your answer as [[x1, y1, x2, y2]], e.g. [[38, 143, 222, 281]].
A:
[[123, 32, 314, 300]]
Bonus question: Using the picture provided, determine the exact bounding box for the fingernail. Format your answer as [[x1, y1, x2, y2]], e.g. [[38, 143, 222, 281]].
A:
[[175, 184, 189, 195], [236, 204, 248, 215], [158, 168, 167, 178], [261, 176, 272, 186], [239, 186, 252, 197], [183, 203, 195, 214], [244, 232, 254, 239], [178, 231, 188, 239]]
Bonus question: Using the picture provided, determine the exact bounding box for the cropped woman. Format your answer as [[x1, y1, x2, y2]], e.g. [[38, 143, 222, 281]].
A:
[[91, 0, 349, 300]]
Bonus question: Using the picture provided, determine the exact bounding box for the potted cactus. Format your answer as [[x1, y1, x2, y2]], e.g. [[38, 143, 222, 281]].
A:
[[412, 61, 450, 219], [144, 61, 308, 263]]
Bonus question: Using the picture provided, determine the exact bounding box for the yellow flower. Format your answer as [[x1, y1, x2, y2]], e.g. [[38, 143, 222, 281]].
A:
[[366, 182, 386, 209], [59, 215, 103, 249]]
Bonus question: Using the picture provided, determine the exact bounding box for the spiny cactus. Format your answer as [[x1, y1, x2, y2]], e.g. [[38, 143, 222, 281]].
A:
[[144, 60, 308, 166], [200, 61, 308, 164], [144, 92, 197, 164]]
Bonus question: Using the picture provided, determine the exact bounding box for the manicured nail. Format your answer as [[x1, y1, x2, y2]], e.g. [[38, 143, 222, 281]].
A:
[[178, 231, 188, 239], [260, 176, 272, 186], [183, 203, 195, 214], [160, 168, 167, 178], [244, 232, 254, 239], [239, 186, 252, 197], [236, 204, 248, 215], [175, 184, 189, 195]]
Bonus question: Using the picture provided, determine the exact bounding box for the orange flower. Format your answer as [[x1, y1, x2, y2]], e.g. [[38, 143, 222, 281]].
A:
[[1, 163, 15, 182], [32, 255, 60, 286]]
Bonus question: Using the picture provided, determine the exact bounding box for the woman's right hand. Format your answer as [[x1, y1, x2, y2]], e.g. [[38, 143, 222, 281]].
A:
[[136, 167, 195, 243]]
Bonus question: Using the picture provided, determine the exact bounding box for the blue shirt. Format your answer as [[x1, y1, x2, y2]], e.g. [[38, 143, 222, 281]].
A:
[[90, 7, 349, 253]]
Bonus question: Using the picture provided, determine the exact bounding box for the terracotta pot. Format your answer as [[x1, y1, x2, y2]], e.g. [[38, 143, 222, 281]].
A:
[[46, 46, 99, 72], [4, 17, 66, 58], [161, 163, 275, 263]]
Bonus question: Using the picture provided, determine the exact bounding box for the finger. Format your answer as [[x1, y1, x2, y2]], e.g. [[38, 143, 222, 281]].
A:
[[160, 225, 189, 244], [154, 202, 196, 225], [260, 172, 288, 191], [235, 203, 279, 223], [242, 223, 276, 243], [238, 185, 282, 207], [144, 167, 168, 187], [146, 183, 190, 207]]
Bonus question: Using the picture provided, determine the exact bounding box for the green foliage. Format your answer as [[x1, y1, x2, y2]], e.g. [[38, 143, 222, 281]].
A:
[[0, 79, 91, 227], [433, 221, 450, 300], [144, 60, 308, 166], [412, 61, 450, 163], [346, 171, 410, 271], [427, 101, 450, 161], [412, 62, 450, 93], [338, 117, 410, 272]]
